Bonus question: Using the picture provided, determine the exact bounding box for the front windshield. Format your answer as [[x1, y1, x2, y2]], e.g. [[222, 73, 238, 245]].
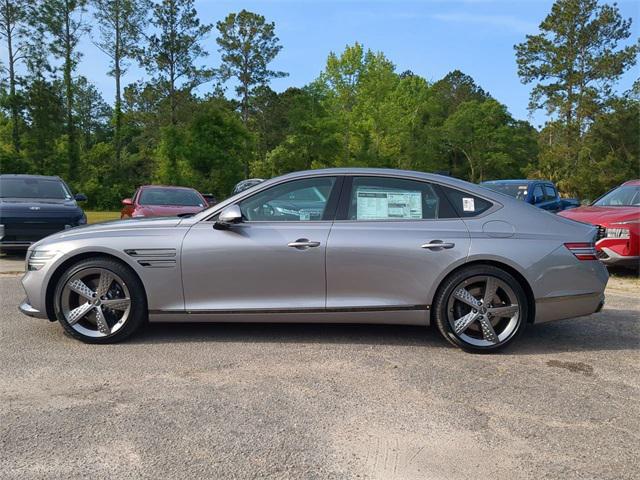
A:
[[139, 188, 204, 207], [482, 183, 528, 201], [593, 185, 640, 207], [0, 177, 71, 199]]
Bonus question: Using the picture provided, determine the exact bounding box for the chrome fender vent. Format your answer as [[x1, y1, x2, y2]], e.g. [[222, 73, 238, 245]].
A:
[[124, 248, 176, 268]]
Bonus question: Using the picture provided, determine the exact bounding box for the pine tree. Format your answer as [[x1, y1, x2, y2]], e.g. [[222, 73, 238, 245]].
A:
[[36, 0, 89, 180], [92, 0, 148, 165]]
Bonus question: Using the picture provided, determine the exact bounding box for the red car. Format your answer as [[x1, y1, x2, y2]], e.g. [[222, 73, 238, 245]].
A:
[[121, 185, 208, 219], [559, 180, 640, 268]]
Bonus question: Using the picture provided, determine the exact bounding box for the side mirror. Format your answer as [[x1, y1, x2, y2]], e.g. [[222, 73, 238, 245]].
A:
[[214, 204, 242, 230], [534, 195, 544, 204], [122, 198, 133, 206], [74, 193, 87, 202]]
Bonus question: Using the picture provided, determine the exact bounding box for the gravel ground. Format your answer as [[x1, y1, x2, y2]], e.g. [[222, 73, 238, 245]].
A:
[[0, 253, 24, 274], [0, 274, 638, 480]]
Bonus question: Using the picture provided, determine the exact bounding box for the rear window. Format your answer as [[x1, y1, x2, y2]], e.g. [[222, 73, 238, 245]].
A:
[[440, 185, 493, 217], [0, 177, 71, 199]]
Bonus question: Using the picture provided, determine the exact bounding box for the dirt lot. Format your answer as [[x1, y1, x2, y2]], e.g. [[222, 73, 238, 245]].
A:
[[0, 261, 638, 480]]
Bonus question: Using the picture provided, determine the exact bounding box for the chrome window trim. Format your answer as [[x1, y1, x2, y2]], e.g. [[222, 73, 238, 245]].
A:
[[199, 171, 503, 223]]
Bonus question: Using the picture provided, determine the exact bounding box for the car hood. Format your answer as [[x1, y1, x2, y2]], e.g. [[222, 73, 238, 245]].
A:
[[558, 205, 640, 226], [0, 197, 81, 216], [31, 216, 185, 249], [137, 205, 205, 216]]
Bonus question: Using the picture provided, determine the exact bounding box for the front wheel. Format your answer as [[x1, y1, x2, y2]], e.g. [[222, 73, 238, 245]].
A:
[[53, 258, 146, 343], [433, 265, 528, 352]]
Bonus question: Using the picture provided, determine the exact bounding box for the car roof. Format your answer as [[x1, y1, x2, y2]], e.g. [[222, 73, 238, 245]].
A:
[[481, 179, 548, 185], [262, 168, 496, 196], [139, 185, 199, 191], [0, 174, 62, 180], [622, 179, 640, 186]]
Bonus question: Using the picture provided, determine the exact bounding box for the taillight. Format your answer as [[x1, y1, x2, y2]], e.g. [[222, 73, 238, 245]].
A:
[[564, 242, 597, 261]]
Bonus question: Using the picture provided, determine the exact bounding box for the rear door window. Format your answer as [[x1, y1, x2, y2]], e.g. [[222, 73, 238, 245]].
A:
[[343, 177, 457, 220], [543, 185, 557, 201]]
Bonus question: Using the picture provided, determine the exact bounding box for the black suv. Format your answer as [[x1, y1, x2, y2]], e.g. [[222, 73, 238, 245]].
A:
[[0, 175, 87, 251]]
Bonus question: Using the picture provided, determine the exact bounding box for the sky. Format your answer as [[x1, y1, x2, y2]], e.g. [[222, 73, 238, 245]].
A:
[[45, 0, 640, 127]]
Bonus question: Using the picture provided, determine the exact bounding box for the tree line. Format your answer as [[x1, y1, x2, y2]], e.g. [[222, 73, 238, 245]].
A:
[[0, 0, 638, 209]]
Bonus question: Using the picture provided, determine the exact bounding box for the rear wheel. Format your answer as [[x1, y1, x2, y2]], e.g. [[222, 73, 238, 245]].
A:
[[53, 258, 146, 343], [433, 265, 528, 352]]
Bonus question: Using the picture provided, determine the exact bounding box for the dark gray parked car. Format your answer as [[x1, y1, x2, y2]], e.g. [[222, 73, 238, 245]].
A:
[[19, 168, 607, 352], [0, 174, 87, 251]]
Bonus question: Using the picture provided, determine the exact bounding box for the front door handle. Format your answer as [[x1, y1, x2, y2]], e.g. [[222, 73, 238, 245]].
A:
[[288, 239, 321, 249], [421, 241, 455, 250]]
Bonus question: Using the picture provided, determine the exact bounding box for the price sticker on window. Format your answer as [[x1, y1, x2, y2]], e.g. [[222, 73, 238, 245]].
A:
[[462, 197, 475, 212]]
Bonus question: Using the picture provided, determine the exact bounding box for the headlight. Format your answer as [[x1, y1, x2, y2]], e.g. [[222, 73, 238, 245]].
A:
[[27, 250, 59, 271]]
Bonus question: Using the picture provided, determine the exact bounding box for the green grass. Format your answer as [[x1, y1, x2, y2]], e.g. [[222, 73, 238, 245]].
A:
[[86, 211, 120, 224]]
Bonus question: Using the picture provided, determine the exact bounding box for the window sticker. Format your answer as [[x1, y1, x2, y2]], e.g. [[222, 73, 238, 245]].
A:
[[356, 188, 422, 220], [299, 210, 311, 221], [462, 197, 475, 212]]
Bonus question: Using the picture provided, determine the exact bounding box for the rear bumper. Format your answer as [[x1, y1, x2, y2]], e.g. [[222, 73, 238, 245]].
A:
[[535, 292, 605, 323], [19, 299, 47, 319]]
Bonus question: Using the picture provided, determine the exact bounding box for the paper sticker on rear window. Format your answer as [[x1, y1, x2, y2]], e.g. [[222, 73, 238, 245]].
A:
[[356, 188, 422, 220], [462, 197, 475, 212]]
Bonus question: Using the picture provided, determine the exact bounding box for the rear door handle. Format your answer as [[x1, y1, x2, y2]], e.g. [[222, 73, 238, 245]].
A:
[[421, 241, 455, 250], [288, 239, 321, 249]]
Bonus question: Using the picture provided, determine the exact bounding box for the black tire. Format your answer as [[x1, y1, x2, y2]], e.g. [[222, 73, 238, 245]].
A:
[[53, 257, 147, 344], [433, 265, 528, 353]]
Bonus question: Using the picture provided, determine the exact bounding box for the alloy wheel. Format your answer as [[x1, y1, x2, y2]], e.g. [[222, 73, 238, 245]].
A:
[[60, 267, 131, 338], [446, 275, 520, 347]]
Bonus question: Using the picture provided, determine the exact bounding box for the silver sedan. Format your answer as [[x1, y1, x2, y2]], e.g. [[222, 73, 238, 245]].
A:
[[19, 169, 608, 352]]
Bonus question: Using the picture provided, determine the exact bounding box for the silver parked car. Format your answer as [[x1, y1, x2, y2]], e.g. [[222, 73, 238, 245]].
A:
[[19, 169, 608, 352]]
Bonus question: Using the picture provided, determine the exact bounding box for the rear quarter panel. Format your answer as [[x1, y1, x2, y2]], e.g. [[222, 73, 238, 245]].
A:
[[462, 201, 607, 302]]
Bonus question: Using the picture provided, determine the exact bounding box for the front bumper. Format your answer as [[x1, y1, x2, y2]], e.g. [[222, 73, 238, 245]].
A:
[[0, 220, 84, 249], [597, 247, 640, 267], [19, 299, 48, 319], [535, 292, 605, 323], [20, 266, 53, 321], [0, 240, 33, 250]]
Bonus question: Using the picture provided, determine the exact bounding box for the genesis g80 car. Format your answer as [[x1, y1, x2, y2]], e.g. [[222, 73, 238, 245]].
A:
[[19, 169, 607, 352]]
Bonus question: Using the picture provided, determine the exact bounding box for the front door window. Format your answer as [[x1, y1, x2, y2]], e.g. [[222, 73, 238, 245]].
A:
[[240, 177, 337, 222]]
